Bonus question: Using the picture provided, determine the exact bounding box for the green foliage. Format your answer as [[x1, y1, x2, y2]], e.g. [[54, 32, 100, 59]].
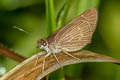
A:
[[46, 0, 56, 35]]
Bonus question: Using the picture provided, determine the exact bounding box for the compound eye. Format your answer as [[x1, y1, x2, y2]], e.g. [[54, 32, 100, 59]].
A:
[[43, 43, 46, 46]]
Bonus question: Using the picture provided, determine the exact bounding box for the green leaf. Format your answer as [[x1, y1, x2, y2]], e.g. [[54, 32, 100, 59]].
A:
[[45, 0, 56, 35], [50, 69, 65, 80], [57, 0, 73, 28]]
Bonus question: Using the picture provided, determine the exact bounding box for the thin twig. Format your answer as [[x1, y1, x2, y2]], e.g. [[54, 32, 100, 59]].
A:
[[0, 50, 120, 80], [0, 45, 26, 62]]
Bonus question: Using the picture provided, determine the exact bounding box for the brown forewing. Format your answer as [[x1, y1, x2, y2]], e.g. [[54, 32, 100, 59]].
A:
[[47, 8, 98, 51]]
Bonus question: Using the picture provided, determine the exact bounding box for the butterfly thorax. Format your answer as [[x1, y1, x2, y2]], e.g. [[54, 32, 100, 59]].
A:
[[37, 39, 62, 56], [49, 42, 62, 53]]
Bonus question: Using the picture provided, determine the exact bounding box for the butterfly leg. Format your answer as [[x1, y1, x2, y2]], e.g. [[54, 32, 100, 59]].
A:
[[52, 52, 63, 69], [34, 54, 46, 73], [42, 52, 52, 73], [34, 53, 49, 66], [34, 52, 52, 73], [62, 49, 79, 60], [42, 56, 46, 73], [35, 54, 39, 66]]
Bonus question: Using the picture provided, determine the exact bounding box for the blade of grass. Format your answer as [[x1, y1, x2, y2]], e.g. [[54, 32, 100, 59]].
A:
[[45, 0, 56, 35], [57, 0, 73, 28], [50, 70, 65, 80]]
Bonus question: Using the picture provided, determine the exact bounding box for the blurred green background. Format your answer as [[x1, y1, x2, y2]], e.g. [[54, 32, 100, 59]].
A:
[[0, 0, 120, 80]]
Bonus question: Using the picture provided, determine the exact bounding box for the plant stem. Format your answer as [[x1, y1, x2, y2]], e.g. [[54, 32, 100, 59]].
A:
[[0, 45, 26, 62]]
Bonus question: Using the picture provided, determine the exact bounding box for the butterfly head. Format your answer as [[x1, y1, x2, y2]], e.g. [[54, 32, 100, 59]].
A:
[[37, 39, 48, 49]]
